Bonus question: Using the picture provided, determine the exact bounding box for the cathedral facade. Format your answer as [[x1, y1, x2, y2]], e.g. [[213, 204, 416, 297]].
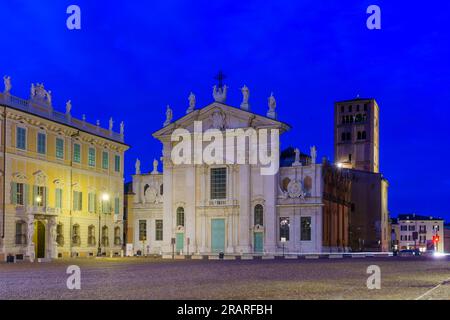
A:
[[126, 86, 323, 255]]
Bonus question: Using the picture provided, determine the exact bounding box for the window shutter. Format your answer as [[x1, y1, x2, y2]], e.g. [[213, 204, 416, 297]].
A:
[[45, 187, 48, 207], [79, 192, 83, 211], [33, 185, 38, 206], [11, 182, 17, 205], [24, 184, 29, 205], [73, 191, 77, 210], [115, 197, 119, 215]]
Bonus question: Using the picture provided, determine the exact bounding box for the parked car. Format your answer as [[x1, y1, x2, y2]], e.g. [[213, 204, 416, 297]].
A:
[[398, 249, 421, 256]]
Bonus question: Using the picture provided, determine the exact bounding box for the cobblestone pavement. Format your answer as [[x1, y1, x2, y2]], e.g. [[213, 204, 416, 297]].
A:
[[0, 256, 449, 300]]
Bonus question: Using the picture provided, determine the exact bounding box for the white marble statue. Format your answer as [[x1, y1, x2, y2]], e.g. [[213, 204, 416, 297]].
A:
[[267, 92, 277, 119], [151, 158, 159, 174], [27, 216, 34, 248], [292, 148, 302, 166], [212, 85, 228, 103], [186, 92, 196, 114], [46, 90, 52, 106], [120, 121, 124, 135], [164, 105, 173, 126], [96, 120, 100, 127], [30, 83, 35, 97], [3, 75, 11, 94], [240, 85, 250, 111], [135, 158, 141, 175], [109, 117, 114, 131], [66, 100, 72, 114], [310, 145, 317, 164], [82, 114, 86, 122]]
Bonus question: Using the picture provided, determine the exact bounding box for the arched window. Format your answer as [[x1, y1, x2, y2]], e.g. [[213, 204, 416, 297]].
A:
[[362, 131, 367, 139], [281, 177, 290, 192], [254, 204, 263, 226], [303, 176, 312, 195], [72, 224, 81, 246], [57, 223, 64, 246], [114, 227, 121, 245], [102, 225, 109, 246], [143, 184, 150, 195], [176, 207, 185, 227], [88, 225, 96, 246]]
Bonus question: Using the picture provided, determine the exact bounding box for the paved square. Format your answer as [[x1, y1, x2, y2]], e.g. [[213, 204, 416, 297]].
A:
[[0, 256, 449, 300]]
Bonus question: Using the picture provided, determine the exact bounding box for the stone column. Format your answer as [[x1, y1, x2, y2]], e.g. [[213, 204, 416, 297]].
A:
[[263, 174, 277, 254], [226, 210, 234, 253], [237, 165, 251, 253], [185, 165, 196, 254], [315, 207, 323, 252], [162, 146, 173, 253]]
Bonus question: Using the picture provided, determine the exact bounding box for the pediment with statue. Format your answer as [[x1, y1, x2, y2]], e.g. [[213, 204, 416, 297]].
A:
[[153, 102, 290, 138]]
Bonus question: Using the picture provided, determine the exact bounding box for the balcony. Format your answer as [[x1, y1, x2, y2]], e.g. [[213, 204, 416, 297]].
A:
[[207, 199, 237, 206], [26, 206, 60, 216]]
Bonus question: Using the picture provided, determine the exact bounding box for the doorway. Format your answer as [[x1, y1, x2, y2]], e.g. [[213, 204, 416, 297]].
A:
[[34, 220, 46, 258], [254, 232, 263, 253], [211, 218, 225, 253], [176, 233, 184, 253]]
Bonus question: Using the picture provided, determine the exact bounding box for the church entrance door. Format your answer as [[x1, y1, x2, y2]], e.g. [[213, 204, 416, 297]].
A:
[[254, 232, 263, 253], [176, 233, 184, 253], [211, 219, 225, 253]]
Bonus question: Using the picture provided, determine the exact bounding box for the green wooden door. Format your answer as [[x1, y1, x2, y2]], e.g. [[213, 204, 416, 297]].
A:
[[176, 233, 184, 252], [211, 219, 225, 253], [254, 232, 263, 253], [36, 221, 46, 258]]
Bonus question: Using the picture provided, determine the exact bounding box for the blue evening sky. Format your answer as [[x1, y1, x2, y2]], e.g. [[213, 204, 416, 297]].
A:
[[1, 1, 449, 220]]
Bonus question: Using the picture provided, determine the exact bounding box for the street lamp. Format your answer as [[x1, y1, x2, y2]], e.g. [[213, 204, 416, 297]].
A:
[[98, 192, 110, 256], [36, 195, 42, 206]]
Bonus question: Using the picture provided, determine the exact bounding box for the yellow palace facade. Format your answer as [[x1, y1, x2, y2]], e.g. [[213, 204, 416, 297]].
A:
[[0, 79, 129, 261]]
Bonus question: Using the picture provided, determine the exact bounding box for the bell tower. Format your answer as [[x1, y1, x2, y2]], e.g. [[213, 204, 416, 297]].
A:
[[334, 98, 379, 173]]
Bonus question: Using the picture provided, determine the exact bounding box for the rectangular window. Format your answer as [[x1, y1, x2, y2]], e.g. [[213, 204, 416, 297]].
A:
[[114, 197, 120, 215], [16, 127, 26, 150], [73, 143, 81, 163], [37, 133, 46, 154], [139, 220, 147, 241], [210, 167, 226, 199], [279, 217, 290, 241], [55, 188, 63, 209], [300, 217, 312, 241], [88, 147, 96, 167], [15, 222, 26, 245], [102, 151, 109, 169], [409, 225, 415, 231], [88, 193, 96, 213], [155, 220, 163, 241], [400, 225, 407, 231], [56, 138, 64, 159], [15, 183, 24, 205], [101, 199, 111, 214], [114, 155, 120, 172], [35, 186, 46, 207], [73, 191, 83, 211]]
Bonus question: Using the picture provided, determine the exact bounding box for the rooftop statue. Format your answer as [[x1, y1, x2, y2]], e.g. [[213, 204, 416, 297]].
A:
[[3, 75, 11, 94], [186, 92, 196, 114], [164, 105, 173, 126]]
